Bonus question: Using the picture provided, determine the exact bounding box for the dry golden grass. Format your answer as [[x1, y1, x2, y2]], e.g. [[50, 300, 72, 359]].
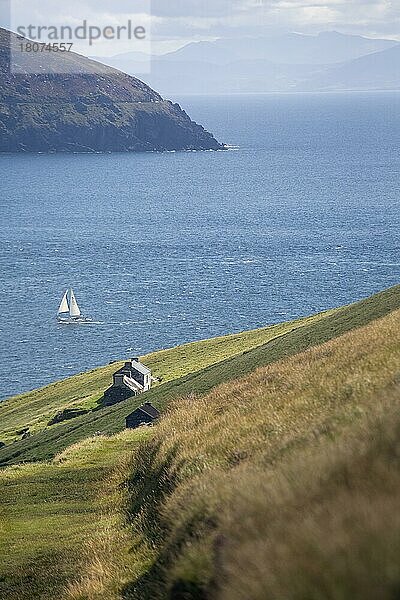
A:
[[154, 308, 400, 472], [217, 391, 400, 600], [120, 308, 400, 599]]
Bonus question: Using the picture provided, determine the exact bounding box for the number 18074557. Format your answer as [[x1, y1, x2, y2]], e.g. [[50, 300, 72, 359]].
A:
[[18, 42, 74, 53]]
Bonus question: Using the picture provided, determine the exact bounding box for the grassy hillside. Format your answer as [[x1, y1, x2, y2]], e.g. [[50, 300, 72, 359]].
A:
[[1, 284, 399, 467], [0, 285, 399, 600], [0, 312, 327, 446], [0, 429, 147, 600], [74, 305, 400, 600]]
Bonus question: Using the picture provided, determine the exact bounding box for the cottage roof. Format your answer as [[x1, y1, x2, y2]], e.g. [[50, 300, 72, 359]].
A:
[[131, 360, 151, 375], [139, 402, 160, 418], [116, 360, 151, 377], [127, 403, 160, 421]]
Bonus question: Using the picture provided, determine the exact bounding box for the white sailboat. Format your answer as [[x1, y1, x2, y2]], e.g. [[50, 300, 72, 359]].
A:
[[57, 288, 89, 323]]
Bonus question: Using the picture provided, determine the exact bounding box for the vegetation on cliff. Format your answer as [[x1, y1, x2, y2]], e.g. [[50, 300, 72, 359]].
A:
[[0, 28, 222, 152]]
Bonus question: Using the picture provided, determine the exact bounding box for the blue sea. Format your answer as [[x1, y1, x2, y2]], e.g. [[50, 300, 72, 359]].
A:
[[1, 92, 399, 400]]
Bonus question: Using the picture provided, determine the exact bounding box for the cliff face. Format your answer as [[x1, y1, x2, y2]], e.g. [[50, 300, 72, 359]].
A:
[[0, 29, 223, 152]]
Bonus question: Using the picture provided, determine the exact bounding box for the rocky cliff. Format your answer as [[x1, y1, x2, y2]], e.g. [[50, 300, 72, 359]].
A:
[[0, 29, 223, 152]]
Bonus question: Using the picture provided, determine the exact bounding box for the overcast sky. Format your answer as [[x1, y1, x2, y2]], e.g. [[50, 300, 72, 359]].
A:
[[150, 0, 400, 46], [3, 0, 400, 55]]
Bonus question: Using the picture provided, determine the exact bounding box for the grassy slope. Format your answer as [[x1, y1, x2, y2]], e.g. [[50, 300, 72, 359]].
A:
[[0, 314, 326, 445], [103, 305, 400, 600], [0, 285, 399, 600], [1, 284, 399, 467], [0, 429, 148, 600]]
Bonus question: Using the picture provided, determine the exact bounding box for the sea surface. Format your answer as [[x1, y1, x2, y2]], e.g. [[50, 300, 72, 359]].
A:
[[1, 92, 399, 400]]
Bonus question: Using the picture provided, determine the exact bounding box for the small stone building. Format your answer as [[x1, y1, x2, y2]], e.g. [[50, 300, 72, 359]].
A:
[[103, 358, 152, 407], [126, 402, 160, 429]]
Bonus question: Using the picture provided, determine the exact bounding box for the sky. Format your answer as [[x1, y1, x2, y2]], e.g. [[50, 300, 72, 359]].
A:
[[2, 0, 400, 56], [150, 0, 400, 48]]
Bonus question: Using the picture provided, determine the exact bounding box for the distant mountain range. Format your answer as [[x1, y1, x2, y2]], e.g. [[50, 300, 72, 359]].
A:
[[93, 31, 400, 95], [304, 44, 400, 91], [0, 28, 222, 153]]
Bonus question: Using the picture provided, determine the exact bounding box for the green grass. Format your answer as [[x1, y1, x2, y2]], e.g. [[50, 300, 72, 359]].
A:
[[0, 362, 122, 445], [112, 305, 400, 600], [0, 284, 400, 600], [0, 312, 328, 446], [1, 285, 399, 468], [0, 429, 147, 600]]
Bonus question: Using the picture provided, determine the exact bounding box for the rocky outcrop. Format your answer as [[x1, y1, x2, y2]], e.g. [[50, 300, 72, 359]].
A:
[[0, 28, 223, 152]]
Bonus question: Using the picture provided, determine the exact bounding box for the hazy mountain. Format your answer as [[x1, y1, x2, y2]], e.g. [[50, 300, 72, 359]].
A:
[[106, 50, 152, 62], [0, 28, 222, 153], [133, 59, 324, 94], [161, 31, 397, 66], [97, 31, 399, 95], [303, 44, 400, 91]]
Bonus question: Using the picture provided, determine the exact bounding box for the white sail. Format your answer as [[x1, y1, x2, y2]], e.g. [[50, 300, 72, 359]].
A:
[[58, 290, 69, 314], [69, 289, 81, 317]]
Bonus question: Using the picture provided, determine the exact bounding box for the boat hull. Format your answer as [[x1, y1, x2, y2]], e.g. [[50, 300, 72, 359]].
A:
[[57, 316, 92, 325]]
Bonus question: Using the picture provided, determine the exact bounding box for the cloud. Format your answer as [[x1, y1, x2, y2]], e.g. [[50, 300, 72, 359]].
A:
[[149, 0, 400, 41], [150, 0, 251, 19], [3, 0, 399, 54]]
